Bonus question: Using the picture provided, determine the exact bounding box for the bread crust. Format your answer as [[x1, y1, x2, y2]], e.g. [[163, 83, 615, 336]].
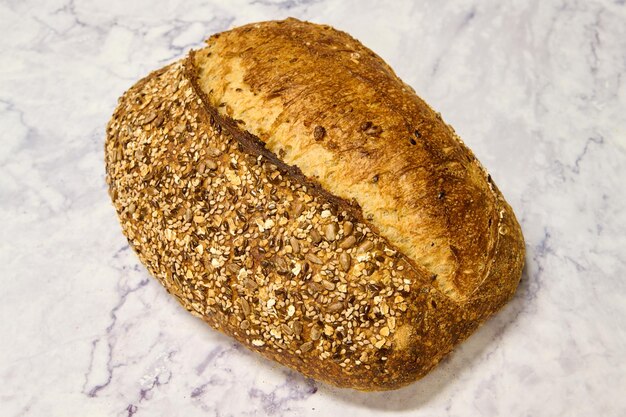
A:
[[194, 18, 523, 302], [105, 19, 524, 391]]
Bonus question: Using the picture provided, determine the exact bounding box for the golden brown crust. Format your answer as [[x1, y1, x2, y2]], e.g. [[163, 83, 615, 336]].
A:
[[194, 18, 517, 301], [105, 19, 525, 391]]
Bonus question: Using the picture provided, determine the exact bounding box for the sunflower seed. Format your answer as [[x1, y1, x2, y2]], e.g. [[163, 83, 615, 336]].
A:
[[289, 236, 300, 254], [240, 298, 250, 316], [310, 229, 322, 244], [292, 321, 303, 336], [343, 221, 354, 236], [206, 160, 218, 171], [305, 253, 323, 265], [357, 240, 373, 253], [324, 223, 338, 241], [322, 280, 335, 291], [310, 326, 322, 341], [339, 235, 356, 249], [339, 252, 351, 271], [327, 301, 343, 313], [281, 323, 293, 335]]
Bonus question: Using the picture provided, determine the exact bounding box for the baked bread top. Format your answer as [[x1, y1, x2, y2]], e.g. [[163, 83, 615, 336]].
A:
[[105, 18, 525, 390], [194, 18, 509, 301]]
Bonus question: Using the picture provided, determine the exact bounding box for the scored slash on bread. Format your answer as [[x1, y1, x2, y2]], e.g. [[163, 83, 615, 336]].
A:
[[105, 18, 524, 390]]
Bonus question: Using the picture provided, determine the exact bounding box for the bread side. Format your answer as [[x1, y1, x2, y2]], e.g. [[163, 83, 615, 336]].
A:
[[194, 18, 517, 301]]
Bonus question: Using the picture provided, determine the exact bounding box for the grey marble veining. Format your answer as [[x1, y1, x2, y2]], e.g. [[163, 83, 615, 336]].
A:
[[1, 0, 625, 415]]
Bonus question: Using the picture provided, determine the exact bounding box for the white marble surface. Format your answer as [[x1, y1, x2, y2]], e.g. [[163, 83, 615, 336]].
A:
[[1, 0, 625, 415]]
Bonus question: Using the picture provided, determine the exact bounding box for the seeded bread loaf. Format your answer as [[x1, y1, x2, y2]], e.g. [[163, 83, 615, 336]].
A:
[[105, 18, 525, 391]]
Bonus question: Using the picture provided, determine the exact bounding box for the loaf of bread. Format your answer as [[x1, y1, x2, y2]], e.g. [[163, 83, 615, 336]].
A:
[[105, 18, 524, 390]]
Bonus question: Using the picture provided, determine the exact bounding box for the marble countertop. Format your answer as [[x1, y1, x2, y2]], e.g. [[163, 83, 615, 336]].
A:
[[2, 0, 625, 415]]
